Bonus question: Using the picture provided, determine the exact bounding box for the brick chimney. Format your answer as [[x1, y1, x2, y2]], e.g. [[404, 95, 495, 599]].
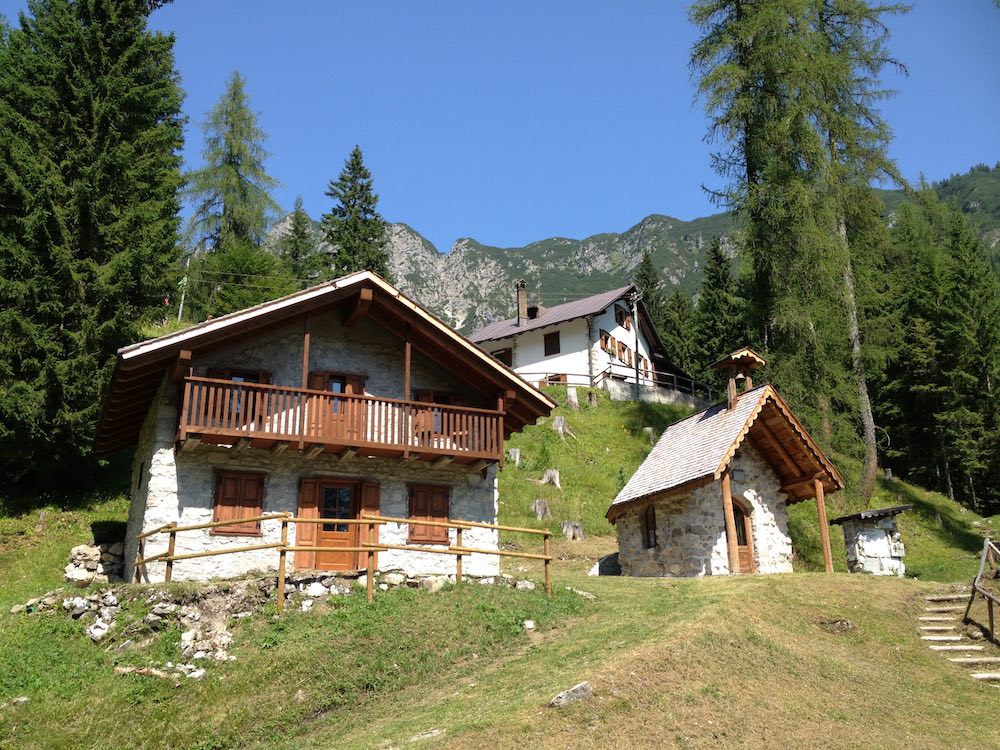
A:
[[516, 279, 528, 327], [711, 348, 766, 410]]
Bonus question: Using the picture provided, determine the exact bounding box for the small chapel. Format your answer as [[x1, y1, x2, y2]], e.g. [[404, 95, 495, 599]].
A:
[[606, 348, 843, 577]]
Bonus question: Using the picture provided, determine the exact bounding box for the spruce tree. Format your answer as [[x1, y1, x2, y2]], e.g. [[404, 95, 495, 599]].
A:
[[633, 250, 667, 334], [0, 0, 184, 488], [693, 238, 745, 383], [277, 197, 327, 288], [660, 290, 698, 377], [322, 146, 391, 279]]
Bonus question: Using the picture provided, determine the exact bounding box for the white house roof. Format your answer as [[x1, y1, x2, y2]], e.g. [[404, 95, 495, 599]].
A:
[[469, 285, 634, 343], [606, 384, 844, 521]]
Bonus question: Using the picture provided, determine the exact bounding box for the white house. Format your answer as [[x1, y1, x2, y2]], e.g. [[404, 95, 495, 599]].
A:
[[606, 349, 844, 577], [469, 281, 708, 403], [94, 272, 555, 583]]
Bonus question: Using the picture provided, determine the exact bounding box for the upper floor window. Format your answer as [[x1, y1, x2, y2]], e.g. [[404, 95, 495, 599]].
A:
[[615, 305, 632, 330], [599, 329, 611, 352], [544, 331, 560, 356], [491, 348, 513, 367]]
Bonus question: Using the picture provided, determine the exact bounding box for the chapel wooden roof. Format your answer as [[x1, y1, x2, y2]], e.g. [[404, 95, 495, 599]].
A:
[[94, 271, 557, 454], [606, 383, 844, 522]]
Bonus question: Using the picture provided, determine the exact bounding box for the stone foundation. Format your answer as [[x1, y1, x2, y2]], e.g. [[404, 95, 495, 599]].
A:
[[838, 518, 905, 576]]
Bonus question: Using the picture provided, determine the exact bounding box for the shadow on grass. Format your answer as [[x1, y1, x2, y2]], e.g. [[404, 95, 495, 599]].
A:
[[0, 451, 132, 517], [620, 400, 692, 440]]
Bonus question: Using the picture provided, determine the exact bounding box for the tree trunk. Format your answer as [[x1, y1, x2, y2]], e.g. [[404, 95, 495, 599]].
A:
[[839, 217, 878, 500]]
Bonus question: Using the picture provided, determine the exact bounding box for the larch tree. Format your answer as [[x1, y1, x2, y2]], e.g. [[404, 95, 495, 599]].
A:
[[0, 0, 185, 488], [660, 290, 698, 376], [322, 145, 391, 279], [183, 71, 291, 317]]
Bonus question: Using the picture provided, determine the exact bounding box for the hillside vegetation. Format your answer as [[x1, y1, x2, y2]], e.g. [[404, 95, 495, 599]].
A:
[[2, 390, 998, 749]]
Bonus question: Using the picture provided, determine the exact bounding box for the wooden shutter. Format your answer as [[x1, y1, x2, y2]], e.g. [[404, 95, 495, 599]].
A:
[[408, 484, 449, 544], [307, 372, 325, 390], [212, 471, 264, 536], [345, 375, 365, 395], [295, 478, 320, 570]]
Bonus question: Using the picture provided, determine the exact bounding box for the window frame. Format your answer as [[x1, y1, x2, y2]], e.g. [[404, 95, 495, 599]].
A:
[[543, 331, 561, 356], [490, 348, 513, 367], [641, 503, 657, 550], [211, 470, 267, 537], [407, 483, 450, 544]]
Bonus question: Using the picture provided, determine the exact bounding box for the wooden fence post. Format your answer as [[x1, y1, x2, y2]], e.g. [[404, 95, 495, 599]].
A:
[[366, 521, 375, 603], [544, 532, 552, 598], [989, 599, 995, 642], [164, 522, 177, 583], [135, 538, 145, 583], [277, 513, 290, 615], [455, 527, 463, 585]]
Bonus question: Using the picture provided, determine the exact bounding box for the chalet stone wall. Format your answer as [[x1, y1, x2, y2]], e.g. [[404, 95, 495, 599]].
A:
[[615, 443, 793, 577], [602, 379, 707, 410], [126, 386, 501, 585]]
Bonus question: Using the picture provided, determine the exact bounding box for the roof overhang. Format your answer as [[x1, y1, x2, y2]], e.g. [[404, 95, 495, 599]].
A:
[[94, 272, 556, 455]]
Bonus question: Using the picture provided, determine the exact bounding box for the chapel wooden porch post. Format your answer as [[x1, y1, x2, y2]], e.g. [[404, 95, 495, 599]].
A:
[[721, 468, 741, 574], [814, 477, 834, 573]]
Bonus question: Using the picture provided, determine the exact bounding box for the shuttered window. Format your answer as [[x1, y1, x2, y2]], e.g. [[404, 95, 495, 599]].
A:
[[212, 471, 266, 536], [490, 348, 513, 366], [544, 331, 560, 356], [408, 484, 450, 544]]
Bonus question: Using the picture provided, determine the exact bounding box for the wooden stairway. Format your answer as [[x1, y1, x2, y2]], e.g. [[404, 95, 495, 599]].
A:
[[920, 589, 1000, 686]]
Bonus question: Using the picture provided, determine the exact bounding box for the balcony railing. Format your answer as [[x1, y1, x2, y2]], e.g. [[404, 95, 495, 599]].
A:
[[178, 377, 504, 463]]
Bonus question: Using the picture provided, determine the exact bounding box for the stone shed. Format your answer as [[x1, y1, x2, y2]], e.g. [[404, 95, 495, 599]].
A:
[[606, 349, 845, 577], [829, 504, 912, 576]]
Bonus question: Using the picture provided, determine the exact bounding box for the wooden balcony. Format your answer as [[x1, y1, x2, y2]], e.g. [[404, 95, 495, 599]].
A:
[[177, 377, 505, 466]]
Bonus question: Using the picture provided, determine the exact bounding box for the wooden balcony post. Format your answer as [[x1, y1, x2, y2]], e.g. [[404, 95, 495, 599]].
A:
[[544, 532, 552, 598], [403, 328, 411, 459], [721, 470, 740, 574], [164, 522, 177, 583], [178, 380, 191, 441], [814, 477, 834, 573], [455, 527, 463, 585], [366, 521, 376, 603], [301, 314, 311, 389], [277, 513, 290, 615]]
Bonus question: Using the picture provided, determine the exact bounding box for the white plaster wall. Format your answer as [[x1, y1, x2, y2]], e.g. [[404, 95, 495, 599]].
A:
[[133, 388, 500, 582], [615, 443, 793, 577], [507, 318, 592, 385]]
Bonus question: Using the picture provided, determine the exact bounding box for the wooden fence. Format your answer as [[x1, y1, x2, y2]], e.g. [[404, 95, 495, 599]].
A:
[[135, 513, 552, 613], [963, 537, 999, 642]]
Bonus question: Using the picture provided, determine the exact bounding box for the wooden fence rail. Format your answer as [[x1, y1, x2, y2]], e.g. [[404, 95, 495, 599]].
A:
[[963, 538, 999, 643], [134, 512, 552, 612]]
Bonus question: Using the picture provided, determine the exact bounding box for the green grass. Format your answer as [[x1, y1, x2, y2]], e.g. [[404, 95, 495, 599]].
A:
[[498, 387, 692, 538]]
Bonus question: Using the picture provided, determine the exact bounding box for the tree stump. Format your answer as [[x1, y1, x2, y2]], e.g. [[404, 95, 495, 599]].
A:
[[565, 386, 580, 411], [587, 390, 599, 406], [539, 469, 561, 490], [531, 499, 552, 520], [561, 521, 586, 541], [552, 415, 577, 441], [507, 447, 521, 467]]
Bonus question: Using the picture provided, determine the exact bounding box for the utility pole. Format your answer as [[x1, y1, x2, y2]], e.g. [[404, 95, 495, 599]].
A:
[[176, 254, 191, 322], [629, 290, 642, 388]]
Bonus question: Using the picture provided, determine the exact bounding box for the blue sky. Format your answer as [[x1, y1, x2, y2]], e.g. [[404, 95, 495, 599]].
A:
[[2, 1, 998, 253]]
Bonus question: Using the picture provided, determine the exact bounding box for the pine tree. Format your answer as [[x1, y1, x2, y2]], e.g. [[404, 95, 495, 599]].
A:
[[277, 197, 327, 287], [322, 146, 391, 279], [0, 0, 184, 488], [693, 239, 745, 383], [632, 250, 667, 334]]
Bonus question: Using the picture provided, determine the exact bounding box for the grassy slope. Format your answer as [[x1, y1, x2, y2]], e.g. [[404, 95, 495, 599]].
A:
[[2, 391, 998, 749]]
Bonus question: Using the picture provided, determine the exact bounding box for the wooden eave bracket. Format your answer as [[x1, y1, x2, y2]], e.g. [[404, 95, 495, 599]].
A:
[[343, 288, 374, 327], [170, 350, 193, 384]]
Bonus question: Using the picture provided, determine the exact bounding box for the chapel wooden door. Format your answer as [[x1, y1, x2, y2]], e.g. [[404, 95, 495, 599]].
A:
[[731, 502, 756, 574]]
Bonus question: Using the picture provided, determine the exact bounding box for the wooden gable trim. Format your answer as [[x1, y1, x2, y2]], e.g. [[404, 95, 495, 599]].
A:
[[343, 287, 374, 327], [764, 388, 845, 492], [712, 387, 771, 481]]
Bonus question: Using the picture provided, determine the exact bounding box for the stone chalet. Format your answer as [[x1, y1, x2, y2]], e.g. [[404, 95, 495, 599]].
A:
[[94, 272, 555, 583], [470, 281, 707, 405], [606, 349, 844, 577]]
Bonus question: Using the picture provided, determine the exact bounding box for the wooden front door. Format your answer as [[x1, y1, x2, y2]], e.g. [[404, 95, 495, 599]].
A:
[[730, 501, 756, 574], [296, 478, 380, 572]]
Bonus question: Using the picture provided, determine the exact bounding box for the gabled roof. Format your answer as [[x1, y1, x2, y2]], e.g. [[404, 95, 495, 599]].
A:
[[95, 271, 556, 454], [469, 285, 634, 342], [606, 384, 844, 522]]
